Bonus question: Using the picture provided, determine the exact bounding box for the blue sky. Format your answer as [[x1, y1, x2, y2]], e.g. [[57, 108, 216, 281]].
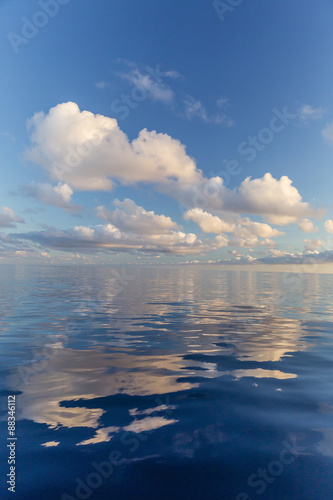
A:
[[1, 0, 333, 267]]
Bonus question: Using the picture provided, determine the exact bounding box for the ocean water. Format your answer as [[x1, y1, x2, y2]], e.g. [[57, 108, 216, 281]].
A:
[[0, 265, 333, 500]]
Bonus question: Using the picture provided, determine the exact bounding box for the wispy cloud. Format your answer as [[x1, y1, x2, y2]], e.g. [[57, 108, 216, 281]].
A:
[[95, 81, 110, 89], [182, 95, 234, 126], [117, 61, 233, 125], [297, 104, 325, 123], [322, 121, 333, 144]]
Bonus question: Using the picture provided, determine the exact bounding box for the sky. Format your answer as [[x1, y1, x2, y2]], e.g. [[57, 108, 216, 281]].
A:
[[1, 0, 333, 268]]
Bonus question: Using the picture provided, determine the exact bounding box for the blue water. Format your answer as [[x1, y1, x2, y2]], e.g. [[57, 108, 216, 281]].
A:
[[1, 265, 333, 499]]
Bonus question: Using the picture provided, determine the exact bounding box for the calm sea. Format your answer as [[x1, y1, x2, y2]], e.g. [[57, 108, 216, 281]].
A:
[[0, 265, 333, 499]]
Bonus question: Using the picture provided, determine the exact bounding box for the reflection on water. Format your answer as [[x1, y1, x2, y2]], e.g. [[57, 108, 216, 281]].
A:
[[0, 265, 333, 499]]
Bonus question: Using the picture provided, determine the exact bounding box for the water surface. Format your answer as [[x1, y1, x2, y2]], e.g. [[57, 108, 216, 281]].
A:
[[0, 265, 333, 499]]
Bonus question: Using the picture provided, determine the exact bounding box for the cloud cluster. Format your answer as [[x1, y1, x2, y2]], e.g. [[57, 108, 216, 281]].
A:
[[13, 224, 207, 255], [9, 199, 285, 256], [25, 103, 322, 225], [17, 102, 328, 261]]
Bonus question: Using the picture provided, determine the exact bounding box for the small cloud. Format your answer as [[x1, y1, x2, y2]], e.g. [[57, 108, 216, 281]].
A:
[[325, 219, 333, 234], [21, 182, 82, 214], [0, 207, 24, 228], [322, 122, 333, 144], [95, 81, 110, 89], [297, 218, 318, 233], [297, 104, 325, 123], [216, 97, 229, 108], [120, 66, 175, 104]]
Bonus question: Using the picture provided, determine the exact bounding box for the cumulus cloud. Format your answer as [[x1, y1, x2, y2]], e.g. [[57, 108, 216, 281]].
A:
[[183, 208, 235, 233], [297, 218, 317, 233], [234, 218, 284, 238], [0, 207, 24, 228], [25, 102, 201, 191], [21, 182, 82, 214], [183, 209, 283, 239], [304, 239, 322, 251], [179, 173, 322, 225], [236, 173, 323, 224], [25, 103, 323, 228], [96, 199, 180, 234], [325, 219, 333, 233], [12, 223, 207, 255]]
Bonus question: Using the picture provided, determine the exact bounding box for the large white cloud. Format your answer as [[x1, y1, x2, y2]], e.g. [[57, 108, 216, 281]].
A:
[[25, 102, 201, 191], [25, 103, 323, 226]]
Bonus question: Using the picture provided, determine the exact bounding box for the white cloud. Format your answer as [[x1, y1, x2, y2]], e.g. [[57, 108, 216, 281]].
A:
[[183, 208, 235, 233], [304, 239, 322, 251], [121, 66, 175, 104], [322, 122, 333, 144], [95, 81, 110, 89], [176, 173, 321, 225], [237, 173, 323, 224], [235, 218, 284, 238], [325, 219, 333, 234], [297, 218, 317, 233], [25, 103, 323, 228], [183, 209, 283, 239], [216, 97, 229, 108], [21, 182, 82, 214], [25, 102, 201, 191], [0, 207, 24, 228], [297, 104, 325, 123], [14, 223, 207, 255], [96, 199, 180, 234]]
